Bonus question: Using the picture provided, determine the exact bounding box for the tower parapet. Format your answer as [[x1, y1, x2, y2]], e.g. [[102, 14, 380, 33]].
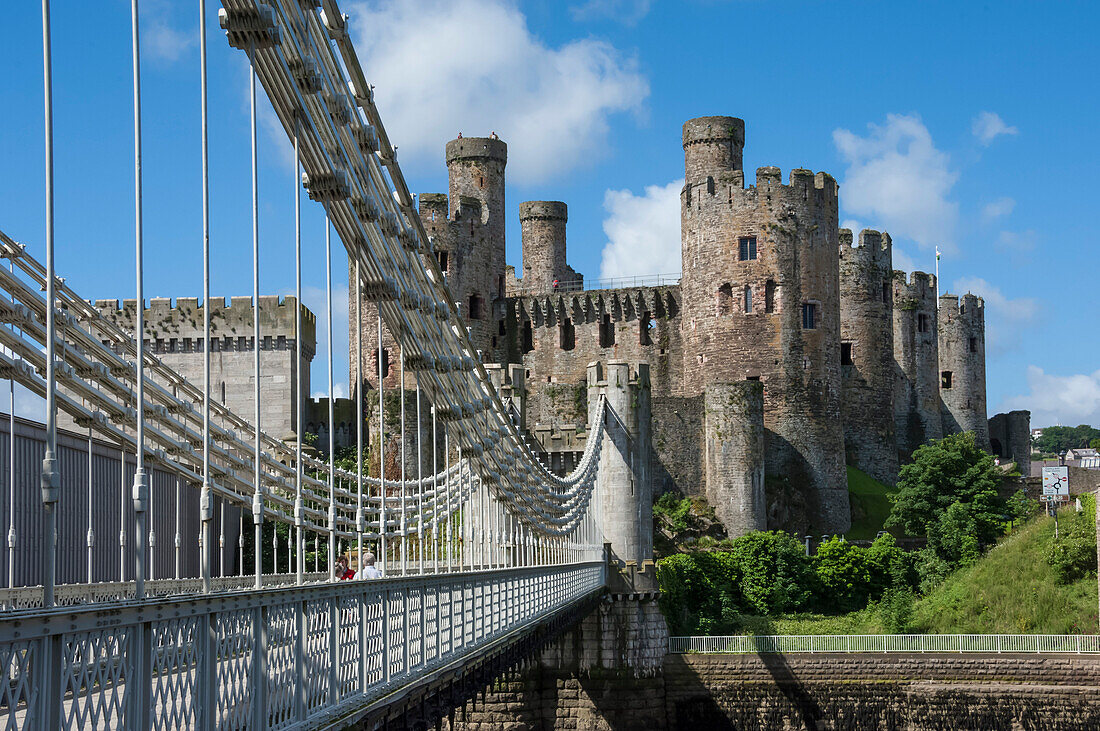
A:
[[839, 229, 898, 484], [892, 271, 941, 456], [938, 292, 988, 449], [680, 114, 846, 533], [682, 116, 745, 183]]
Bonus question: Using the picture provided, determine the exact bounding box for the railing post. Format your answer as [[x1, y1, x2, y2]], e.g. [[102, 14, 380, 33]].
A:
[[253, 604, 269, 730], [329, 594, 339, 706], [40, 634, 62, 729], [382, 587, 391, 685], [295, 598, 306, 721], [198, 610, 218, 731]]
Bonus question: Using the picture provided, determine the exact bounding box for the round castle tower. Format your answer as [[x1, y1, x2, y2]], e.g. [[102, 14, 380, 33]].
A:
[[892, 271, 941, 457], [353, 136, 508, 395], [519, 201, 569, 293], [679, 115, 848, 534], [839, 229, 898, 484], [704, 381, 766, 537], [938, 293, 988, 449]]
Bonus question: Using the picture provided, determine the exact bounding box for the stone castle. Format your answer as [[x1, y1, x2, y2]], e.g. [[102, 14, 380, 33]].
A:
[[63, 115, 1027, 540], [352, 115, 1020, 537]]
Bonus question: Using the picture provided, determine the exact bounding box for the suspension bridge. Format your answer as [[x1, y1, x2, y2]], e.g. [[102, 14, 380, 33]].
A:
[[0, 1, 653, 728]]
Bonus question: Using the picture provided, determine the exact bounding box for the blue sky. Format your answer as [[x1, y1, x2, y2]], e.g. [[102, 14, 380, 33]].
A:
[[1, 0, 1097, 428]]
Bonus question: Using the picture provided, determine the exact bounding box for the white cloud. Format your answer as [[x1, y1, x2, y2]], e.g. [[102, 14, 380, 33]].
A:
[[972, 111, 1018, 146], [142, 0, 194, 63], [570, 0, 654, 24], [951, 276, 1039, 355], [1001, 367, 1100, 428], [840, 219, 863, 239], [348, 0, 648, 182], [995, 229, 1037, 253], [982, 197, 1015, 221], [891, 246, 917, 275], [833, 114, 959, 253], [598, 179, 683, 281]]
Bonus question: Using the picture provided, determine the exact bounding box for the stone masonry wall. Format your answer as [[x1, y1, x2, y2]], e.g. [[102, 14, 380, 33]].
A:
[[444, 651, 1100, 730], [839, 229, 898, 485], [939, 293, 989, 450], [679, 117, 847, 533], [989, 409, 1031, 478], [650, 396, 704, 499], [704, 381, 765, 536], [86, 296, 314, 439]]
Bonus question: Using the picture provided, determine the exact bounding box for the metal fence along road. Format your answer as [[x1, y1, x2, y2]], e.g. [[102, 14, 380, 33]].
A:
[[669, 635, 1100, 655]]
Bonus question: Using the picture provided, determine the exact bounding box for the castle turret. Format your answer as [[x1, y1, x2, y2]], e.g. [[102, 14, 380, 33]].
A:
[[704, 381, 765, 537], [680, 116, 848, 534], [839, 229, 898, 484], [682, 116, 745, 183], [892, 271, 941, 456], [519, 201, 571, 293], [938, 293, 989, 449]]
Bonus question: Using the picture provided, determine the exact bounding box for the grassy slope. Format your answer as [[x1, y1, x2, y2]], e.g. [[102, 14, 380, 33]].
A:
[[845, 466, 898, 540], [737, 513, 1098, 636], [909, 513, 1098, 634]]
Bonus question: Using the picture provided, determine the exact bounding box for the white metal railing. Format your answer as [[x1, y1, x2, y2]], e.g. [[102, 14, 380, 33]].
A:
[[669, 634, 1100, 654], [0, 561, 604, 729]]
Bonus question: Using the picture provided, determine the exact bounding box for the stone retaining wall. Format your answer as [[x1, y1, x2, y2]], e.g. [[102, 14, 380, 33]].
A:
[[445, 651, 1100, 729]]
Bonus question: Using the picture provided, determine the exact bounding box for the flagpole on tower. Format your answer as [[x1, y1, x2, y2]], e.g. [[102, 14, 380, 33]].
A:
[[935, 246, 941, 299]]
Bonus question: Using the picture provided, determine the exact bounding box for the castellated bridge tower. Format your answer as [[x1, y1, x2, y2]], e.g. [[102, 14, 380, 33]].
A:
[[839, 229, 898, 485], [679, 115, 849, 534], [519, 201, 576, 292], [938, 293, 989, 450], [587, 361, 653, 567], [351, 135, 507, 394], [892, 271, 942, 457]]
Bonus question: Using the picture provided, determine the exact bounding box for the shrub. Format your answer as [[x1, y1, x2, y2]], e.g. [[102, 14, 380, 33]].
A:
[[813, 537, 871, 613], [727, 531, 814, 614], [1047, 494, 1097, 585]]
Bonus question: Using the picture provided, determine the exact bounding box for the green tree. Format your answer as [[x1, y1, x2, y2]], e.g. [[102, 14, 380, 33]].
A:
[[1090, 437, 1100, 451], [886, 432, 1003, 537], [727, 531, 814, 613], [1034, 424, 1100, 455], [813, 537, 871, 613], [1047, 493, 1098, 584]]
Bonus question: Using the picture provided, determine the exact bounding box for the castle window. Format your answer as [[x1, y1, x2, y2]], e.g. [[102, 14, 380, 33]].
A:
[[738, 236, 757, 261], [917, 313, 930, 333], [559, 318, 575, 351], [765, 280, 776, 313], [522, 321, 534, 354], [478, 176, 485, 189], [717, 283, 733, 316], [969, 337, 978, 353], [498, 320, 506, 336], [220, 382, 226, 404], [435, 250, 448, 272], [743, 286, 753, 313], [599, 314, 615, 347], [747, 375, 760, 381], [468, 294, 483, 320], [841, 342, 854, 365], [941, 371, 953, 389], [882, 281, 890, 304], [640, 311, 653, 346], [801, 302, 817, 330]]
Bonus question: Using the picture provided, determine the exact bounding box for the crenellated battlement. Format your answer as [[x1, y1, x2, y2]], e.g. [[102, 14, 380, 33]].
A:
[[939, 292, 985, 319], [684, 166, 839, 214], [516, 285, 679, 329], [893, 270, 936, 299], [89, 295, 316, 343], [519, 201, 568, 221], [840, 229, 892, 267]]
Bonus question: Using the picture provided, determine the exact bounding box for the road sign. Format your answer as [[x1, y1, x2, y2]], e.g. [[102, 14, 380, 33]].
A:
[[1042, 466, 1069, 496], [1040, 494, 1071, 503]]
